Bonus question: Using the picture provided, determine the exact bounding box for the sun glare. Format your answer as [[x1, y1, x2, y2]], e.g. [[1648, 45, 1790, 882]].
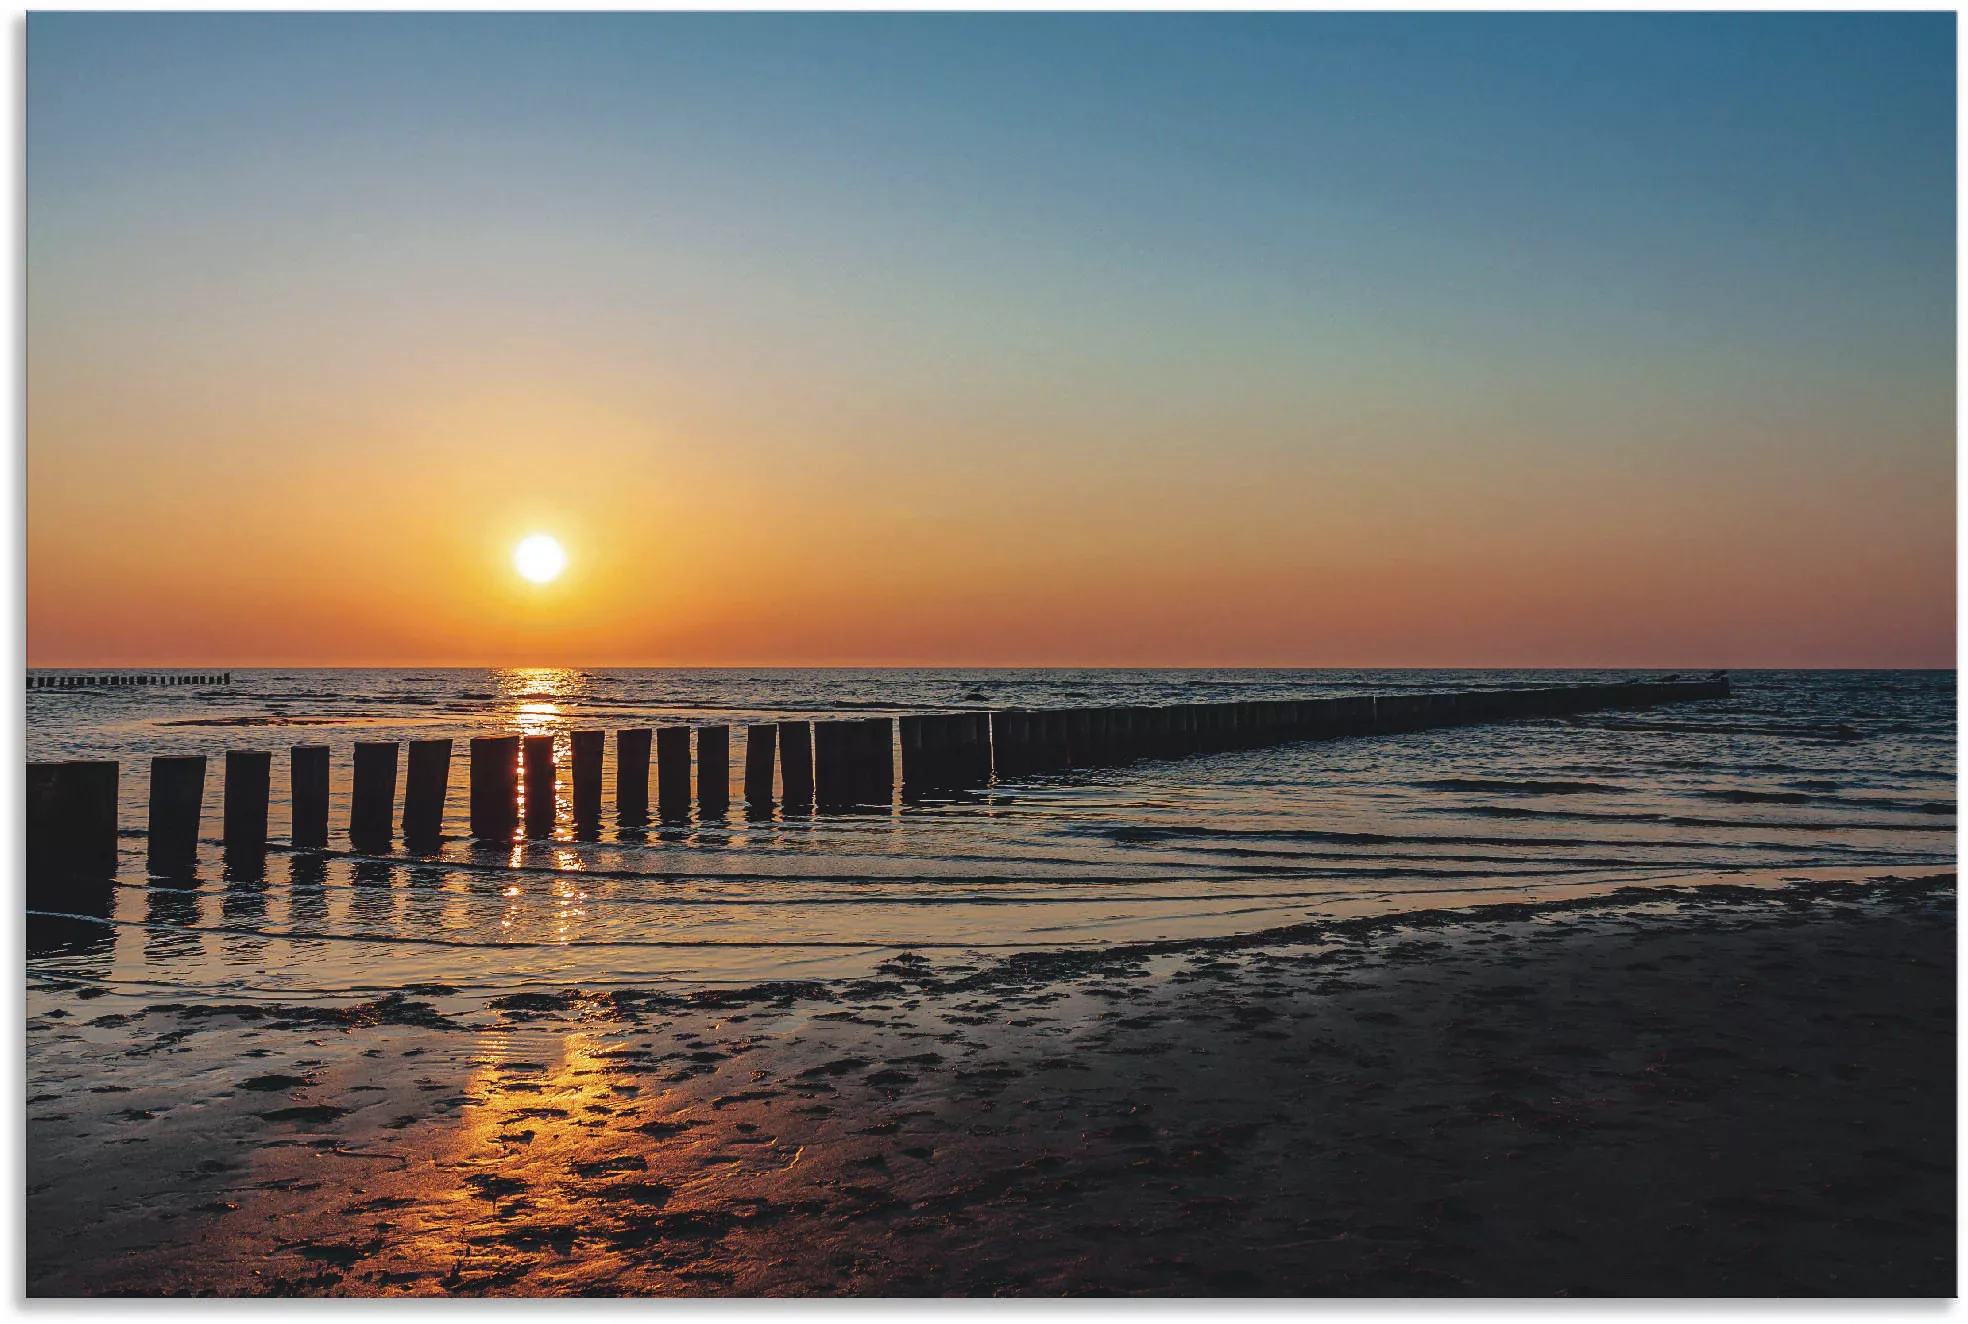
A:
[[514, 534, 567, 584]]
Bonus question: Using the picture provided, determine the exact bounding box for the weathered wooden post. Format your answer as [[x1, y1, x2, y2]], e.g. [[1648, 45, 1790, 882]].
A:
[[26, 763, 63, 884], [146, 755, 205, 877], [44, 761, 120, 881], [656, 727, 692, 820], [898, 715, 927, 799], [403, 739, 452, 852], [962, 712, 992, 784], [812, 719, 851, 808], [864, 716, 894, 804], [570, 730, 604, 833], [350, 741, 399, 853], [778, 721, 814, 807], [223, 750, 270, 862], [744, 724, 776, 812], [522, 734, 556, 836], [697, 726, 730, 818], [469, 735, 520, 839], [616, 728, 652, 826], [987, 711, 1018, 777], [290, 745, 330, 848], [914, 715, 946, 793]]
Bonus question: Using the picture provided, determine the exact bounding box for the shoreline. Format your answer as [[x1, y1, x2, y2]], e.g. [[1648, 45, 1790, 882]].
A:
[[28, 872, 1955, 1296]]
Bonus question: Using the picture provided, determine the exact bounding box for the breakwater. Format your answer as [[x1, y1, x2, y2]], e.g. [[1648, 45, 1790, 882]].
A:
[[30, 673, 231, 689], [26, 675, 1728, 894]]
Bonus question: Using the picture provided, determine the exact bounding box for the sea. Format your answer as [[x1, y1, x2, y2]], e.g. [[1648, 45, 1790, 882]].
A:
[[23, 668, 1956, 1007]]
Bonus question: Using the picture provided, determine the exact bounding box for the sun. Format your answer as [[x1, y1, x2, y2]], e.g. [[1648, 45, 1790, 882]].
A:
[[514, 534, 567, 584]]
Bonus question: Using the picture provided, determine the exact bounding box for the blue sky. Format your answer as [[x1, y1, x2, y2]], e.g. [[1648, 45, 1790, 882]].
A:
[[26, 13, 1957, 666]]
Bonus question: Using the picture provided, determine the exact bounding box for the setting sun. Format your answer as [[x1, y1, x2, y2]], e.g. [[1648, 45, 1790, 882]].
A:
[[514, 534, 567, 584]]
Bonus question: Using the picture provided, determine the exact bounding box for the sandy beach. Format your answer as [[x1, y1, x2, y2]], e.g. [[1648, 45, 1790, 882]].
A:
[[27, 872, 1953, 1297]]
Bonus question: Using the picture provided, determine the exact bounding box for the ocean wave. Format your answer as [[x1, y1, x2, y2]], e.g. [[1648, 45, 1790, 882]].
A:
[[1411, 778, 1629, 795]]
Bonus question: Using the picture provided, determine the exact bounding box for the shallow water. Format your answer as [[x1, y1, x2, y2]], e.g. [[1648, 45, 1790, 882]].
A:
[[24, 669, 1955, 1001]]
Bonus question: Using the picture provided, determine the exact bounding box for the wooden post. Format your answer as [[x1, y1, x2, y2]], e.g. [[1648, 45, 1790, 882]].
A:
[[469, 735, 520, 839], [287, 743, 328, 845], [27, 763, 62, 886], [403, 739, 452, 852], [570, 730, 604, 833], [898, 715, 926, 798], [812, 719, 851, 808], [350, 741, 399, 853], [864, 716, 894, 805], [616, 728, 652, 826], [778, 721, 814, 808], [1067, 710, 1093, 766], [656, 727, 691, 820], [914, 715, 946, 793], [523, 734, 556, 836], [697, 725, 730, 819], [962, 712, 991, 784], [987, 711, 1018, 777], [146, 755, 205, 877], [744, 724, 776, 811], [223, 750, 270, 860], [27, 760, 119, 887], [291, 745, 330, 848]]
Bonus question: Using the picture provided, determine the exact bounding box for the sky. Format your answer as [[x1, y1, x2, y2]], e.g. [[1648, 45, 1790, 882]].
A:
[[26, 13, 1956, 667]]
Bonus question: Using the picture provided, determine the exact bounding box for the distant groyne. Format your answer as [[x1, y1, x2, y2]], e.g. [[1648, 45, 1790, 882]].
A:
[[27, 675, 1729, 893], [30, 673, 232, 689]]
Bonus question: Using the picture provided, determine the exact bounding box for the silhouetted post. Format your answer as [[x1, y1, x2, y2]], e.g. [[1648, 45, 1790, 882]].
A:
[[913, 715, 946, 794], [403, 739, 452, 852], [616, 728, 652, 826], [223, 750, 270, 862], [34, 761, 120, 884], [864, 716, 894, 805], [146, 755, 205, 878], [350, 741, 400, 853], [290, 745, 329, 848], [941, 712, 963, 788], [570, 730, 604, 833], [962, 712, 991, 784], [1068, 710, 1093, 766], [656, 727, 691, 820], [813, 719, 851, 809], [898, 715, 926, 798], [941, 713, 967, 786], [744, 724, 776, 811], [778, 721, 814, 808], [697, 725, 730, 819], [469, 735, 520, 840], [27, 763, 63, 885], [987, 711, 1016, 777], [523, 734, 556, 836]]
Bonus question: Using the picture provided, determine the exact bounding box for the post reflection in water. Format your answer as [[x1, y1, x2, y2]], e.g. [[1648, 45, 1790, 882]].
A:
[[220, 869, 270, 964], [350, 859, 397, 929], [403, 862, 450, 940], [26, 878, 117, 961], [144, 885, 203, 963], [288, 855, 330, 946]]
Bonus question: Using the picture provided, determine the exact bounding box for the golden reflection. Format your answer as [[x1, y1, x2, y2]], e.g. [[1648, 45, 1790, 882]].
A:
[[499, 667, 580, 739], [360, 1029, 747, 1292]]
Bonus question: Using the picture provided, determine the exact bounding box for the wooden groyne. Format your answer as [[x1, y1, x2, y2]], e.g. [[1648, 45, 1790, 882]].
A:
[[30, 673, 231, 690], [25, 675, 1728, 887]]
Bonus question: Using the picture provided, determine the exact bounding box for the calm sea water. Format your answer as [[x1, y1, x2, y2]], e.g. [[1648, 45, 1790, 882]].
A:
[[23, 669, 1955, 1002]]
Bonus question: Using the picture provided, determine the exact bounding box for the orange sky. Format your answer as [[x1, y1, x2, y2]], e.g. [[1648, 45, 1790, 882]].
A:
[[26, 14, 1956, 668]]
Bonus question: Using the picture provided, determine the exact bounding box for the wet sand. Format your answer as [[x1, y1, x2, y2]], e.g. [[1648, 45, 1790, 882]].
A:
[[27, 874, 1953, 1297]]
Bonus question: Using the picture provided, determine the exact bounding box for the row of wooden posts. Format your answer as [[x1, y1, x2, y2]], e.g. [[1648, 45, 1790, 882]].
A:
[[30, 673, 232, 690], [27, 676, 1728, 886]]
